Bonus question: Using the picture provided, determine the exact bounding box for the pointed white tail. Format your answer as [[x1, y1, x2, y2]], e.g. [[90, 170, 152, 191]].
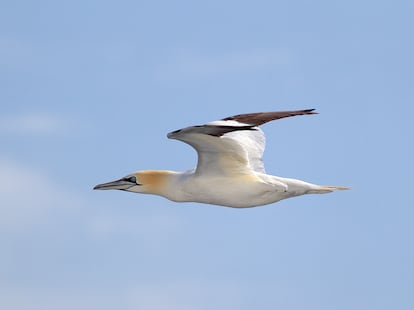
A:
[[308, 185, 350, 194], [322, 185, 350, 191]]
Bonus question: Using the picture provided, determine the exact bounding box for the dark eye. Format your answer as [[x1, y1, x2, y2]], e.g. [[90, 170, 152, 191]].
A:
[[125, 176, 136, 183]]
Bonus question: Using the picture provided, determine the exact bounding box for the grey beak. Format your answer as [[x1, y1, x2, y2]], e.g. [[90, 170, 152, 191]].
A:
[[93, 178, 136, 190]]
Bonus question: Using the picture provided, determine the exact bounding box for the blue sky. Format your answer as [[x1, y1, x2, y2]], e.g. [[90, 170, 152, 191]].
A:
[[1, 0, 413, 309]]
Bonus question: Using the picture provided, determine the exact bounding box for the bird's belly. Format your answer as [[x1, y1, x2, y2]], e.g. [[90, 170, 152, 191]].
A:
[[178, 176, 284, 208]]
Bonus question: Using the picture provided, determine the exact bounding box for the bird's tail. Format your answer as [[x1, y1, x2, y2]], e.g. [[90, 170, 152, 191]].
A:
[[308, 185, 350, 194]]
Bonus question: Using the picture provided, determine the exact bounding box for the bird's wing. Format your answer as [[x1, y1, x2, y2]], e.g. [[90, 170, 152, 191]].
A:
[[167, 109, 317, 176]]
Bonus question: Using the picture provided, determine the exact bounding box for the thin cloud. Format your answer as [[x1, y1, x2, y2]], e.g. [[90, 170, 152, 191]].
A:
[[127, 281, 243, 310], [155, 48, 290, 80], [0, 158, 77, 233], [0, 157, 181, 239], [0, 280, 244, 310], [0, 113, 65, 135]]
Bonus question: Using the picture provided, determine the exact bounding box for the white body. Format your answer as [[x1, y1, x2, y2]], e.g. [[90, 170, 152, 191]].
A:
[[162, 170, 330, 208]]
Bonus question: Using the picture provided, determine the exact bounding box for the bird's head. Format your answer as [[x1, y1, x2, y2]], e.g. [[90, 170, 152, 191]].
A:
[[93, 170, 173, 195]]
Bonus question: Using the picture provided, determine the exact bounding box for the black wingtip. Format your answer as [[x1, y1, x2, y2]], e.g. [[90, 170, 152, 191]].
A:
[[305, 108, 318, 114]]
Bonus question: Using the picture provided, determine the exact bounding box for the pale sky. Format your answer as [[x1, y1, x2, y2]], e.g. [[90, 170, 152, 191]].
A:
[[1, 0, 413, 309]]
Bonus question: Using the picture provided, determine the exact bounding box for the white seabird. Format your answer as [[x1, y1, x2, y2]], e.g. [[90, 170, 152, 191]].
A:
[[94, 109, 349, 208]]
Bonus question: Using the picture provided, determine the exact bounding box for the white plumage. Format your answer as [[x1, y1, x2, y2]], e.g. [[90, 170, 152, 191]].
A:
[[94, 109, 348, 208]]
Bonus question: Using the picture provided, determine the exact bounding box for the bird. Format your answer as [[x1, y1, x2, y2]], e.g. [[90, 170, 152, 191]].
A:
[[94, 109, 349, 208]]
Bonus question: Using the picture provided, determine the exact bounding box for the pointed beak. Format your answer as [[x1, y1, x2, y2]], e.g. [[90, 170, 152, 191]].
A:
[[93, 178, 136, 191]]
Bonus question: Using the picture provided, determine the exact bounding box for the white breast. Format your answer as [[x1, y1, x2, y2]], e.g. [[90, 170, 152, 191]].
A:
[[169, 172, 287, 208]]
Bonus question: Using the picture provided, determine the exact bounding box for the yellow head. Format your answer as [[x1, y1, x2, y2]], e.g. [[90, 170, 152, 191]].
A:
[[93, 170, 174, 195]]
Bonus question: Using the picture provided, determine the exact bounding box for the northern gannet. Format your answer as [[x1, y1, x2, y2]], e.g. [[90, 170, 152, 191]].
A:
[[94, 109, 349, 208]]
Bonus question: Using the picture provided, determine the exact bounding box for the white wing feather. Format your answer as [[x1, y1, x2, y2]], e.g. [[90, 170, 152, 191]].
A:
[[168, 120, 266, 176], [222, 128, 266, 173]]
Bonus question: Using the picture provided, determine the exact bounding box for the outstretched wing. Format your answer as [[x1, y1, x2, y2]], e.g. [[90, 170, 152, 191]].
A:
[[167, 109, 317, 176]]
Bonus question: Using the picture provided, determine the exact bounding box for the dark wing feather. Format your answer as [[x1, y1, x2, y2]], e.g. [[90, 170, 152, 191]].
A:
[[222, 109, 317, 126], [168, 124, 257, 138]]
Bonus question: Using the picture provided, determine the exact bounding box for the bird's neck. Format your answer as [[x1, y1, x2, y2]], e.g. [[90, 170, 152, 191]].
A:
[[137, 170, 180, 197]]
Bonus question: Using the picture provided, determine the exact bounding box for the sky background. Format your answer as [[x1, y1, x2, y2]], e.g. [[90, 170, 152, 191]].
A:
[[1, 0, 413, 309]]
